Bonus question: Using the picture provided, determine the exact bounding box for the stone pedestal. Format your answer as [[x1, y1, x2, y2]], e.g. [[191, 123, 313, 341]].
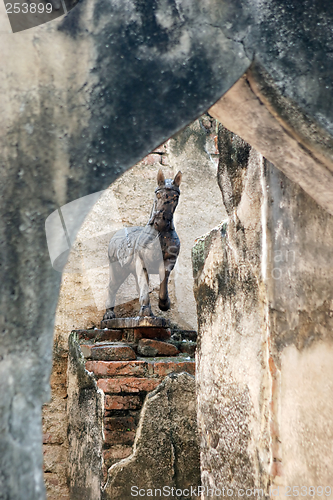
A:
[[100, 316, 169, 329], [68, 323, 197, 494]]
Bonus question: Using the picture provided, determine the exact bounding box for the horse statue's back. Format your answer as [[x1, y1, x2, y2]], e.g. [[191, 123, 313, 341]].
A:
[[103, 169, 182, 320]]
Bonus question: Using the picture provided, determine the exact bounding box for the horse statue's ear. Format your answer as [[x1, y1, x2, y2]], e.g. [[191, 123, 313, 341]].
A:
[[157, 169, 165, 186], [173, 171, 182, 187]]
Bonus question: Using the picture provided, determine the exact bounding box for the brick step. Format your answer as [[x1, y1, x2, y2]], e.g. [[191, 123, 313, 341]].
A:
[[75, 327, 197, 344], [80, 339, 195, 361], [102, 445, 133, 483], [85, 359, 195, 379], [86, 360, 147, 377], [101, 316, 169, 329], [137, 338, 179, 356], [81, 343, 136, 361]]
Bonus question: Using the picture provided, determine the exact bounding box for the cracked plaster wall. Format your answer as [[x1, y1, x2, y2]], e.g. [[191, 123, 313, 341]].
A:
[[193, 127, 333, 499]]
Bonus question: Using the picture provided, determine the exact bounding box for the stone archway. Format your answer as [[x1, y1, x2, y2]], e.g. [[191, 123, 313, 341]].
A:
[[43, 117, 224, 498], [0, 0, 333, 498]]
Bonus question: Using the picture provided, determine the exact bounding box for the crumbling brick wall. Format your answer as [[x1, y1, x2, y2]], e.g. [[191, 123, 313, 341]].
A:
[[67, 323, 197, 498]]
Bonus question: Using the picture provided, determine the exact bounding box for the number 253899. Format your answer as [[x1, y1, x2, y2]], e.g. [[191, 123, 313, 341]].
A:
[[6, 3, 53, 14]]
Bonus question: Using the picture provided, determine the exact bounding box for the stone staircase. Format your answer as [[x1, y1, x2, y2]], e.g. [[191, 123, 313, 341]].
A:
[[73, 318, 197, 481]]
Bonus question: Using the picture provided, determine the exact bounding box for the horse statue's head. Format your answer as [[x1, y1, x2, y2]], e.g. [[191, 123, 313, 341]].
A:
[[148, 169, 182, 232]]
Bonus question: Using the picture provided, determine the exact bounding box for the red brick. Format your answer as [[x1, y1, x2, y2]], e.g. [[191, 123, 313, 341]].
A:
[[100, 329, 122, 341], [104, 416, 136, 431], [104, 395, 142, 410], [141, 154, 161, 165], [137, 339, 179, 357], [97, 377, 160, 394], [134, 327, 171, 340], [90, 344, 136, 361], [153, 361, 195, 377], [85, 360, 147, 377], [104, 430, 136, 445]]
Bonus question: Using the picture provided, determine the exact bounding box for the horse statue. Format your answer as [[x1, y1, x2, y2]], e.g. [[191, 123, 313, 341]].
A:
[[103, 169, 182, 320]]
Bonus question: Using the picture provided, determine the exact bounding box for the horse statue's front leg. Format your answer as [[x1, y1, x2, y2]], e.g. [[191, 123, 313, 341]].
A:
[[158, 261, 172, 311], [135, 257, 153, 317]]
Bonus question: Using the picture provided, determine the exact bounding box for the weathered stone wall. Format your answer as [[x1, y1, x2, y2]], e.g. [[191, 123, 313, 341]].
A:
[[193, 126, 333, 499], [77, 322, 196, 484]]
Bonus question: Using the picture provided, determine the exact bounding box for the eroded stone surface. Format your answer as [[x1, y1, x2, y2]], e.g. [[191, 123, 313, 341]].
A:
[[97, 377, 160, 394], [102, 372, 200, 500], [209, 67, 333, 215]]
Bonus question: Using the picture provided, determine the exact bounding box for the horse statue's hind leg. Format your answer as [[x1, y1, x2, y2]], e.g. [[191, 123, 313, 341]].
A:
[[104, 261, 130, 320], [135, 256, 153, 316]]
